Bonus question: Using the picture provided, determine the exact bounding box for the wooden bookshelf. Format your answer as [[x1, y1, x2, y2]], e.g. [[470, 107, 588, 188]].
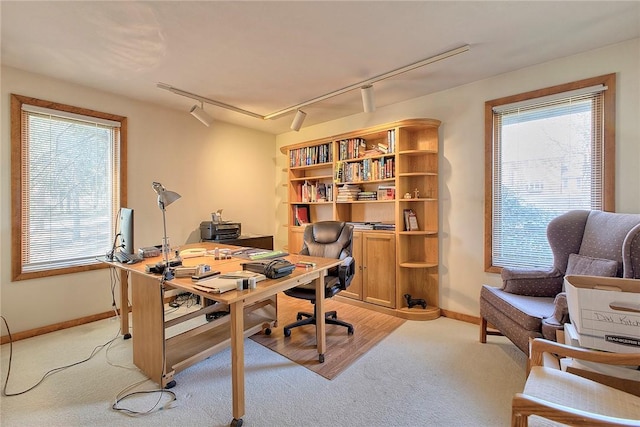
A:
[[281, 119, 441, 320]]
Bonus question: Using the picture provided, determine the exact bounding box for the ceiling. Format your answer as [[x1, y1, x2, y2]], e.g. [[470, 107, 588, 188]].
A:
[[2, 1, 639, 135]]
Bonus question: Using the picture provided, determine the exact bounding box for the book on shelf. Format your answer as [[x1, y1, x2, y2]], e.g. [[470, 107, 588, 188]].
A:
[[317, 183, 327, 202], [377, 185, 396, 200], [294, 205, 310, 226], [336, 184, 362, 202], [347, 222, 375, 230], [403, 209, 419, 231], [357, 191, 377, 201], [373, 222, 396, 231]]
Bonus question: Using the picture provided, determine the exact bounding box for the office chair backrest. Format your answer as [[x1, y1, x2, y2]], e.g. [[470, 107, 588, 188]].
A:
[[300, 221, 354, 261]]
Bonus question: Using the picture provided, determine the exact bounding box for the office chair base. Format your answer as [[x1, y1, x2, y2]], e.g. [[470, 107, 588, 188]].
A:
[[283, 311, 354, 337]]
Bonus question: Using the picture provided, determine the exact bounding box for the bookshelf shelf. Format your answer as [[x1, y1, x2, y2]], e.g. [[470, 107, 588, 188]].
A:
[[281, 118, 441, 320]]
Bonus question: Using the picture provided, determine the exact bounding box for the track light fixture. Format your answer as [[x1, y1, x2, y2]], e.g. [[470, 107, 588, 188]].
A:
[[361, 85, 375, 113], [158, 44, 470, 129], [290, 110, 307, 131], [190, 102, 214, 127]]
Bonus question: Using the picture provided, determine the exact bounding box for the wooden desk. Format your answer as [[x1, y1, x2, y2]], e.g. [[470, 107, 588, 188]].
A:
[[202, 234, 274, 250], [107, 243, 340, 427]]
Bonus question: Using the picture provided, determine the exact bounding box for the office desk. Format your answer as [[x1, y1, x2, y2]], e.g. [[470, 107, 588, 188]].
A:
[[106, 243, 340, 427]]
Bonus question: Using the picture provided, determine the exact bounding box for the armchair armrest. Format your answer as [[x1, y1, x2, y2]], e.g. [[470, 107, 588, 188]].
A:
[[501, 267, 564, 297], [512, 393, 640, 427], [542, 292, 570, 329]]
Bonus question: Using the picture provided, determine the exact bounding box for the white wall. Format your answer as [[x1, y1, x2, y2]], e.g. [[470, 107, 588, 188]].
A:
[[0, 67, 277, 333], [275, 38, 640, 318]]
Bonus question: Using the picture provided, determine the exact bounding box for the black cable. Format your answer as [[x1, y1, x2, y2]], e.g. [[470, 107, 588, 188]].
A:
[[1, 315, 119, 397]]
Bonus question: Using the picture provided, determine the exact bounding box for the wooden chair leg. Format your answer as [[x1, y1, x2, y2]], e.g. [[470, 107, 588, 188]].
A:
[[480, 317, 488, 343]]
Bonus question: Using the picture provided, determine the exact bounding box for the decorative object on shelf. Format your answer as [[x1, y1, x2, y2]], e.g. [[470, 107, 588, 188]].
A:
[[413, 188, 420, 199], [404, 192, 412, 199], [403, 209, 419, 231], [405, 294, 427, 309], [152, 181, 181, 281]]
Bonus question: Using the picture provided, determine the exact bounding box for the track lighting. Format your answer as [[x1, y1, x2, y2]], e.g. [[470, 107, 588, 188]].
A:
[[189, 102, 214, 127], [361, 85, 375, 113], [157, 44, 470, 128], [290, 110, 307, 131]]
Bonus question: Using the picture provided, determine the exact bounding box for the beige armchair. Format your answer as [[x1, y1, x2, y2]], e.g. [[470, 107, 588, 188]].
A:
[[512, 338, 640, 427]]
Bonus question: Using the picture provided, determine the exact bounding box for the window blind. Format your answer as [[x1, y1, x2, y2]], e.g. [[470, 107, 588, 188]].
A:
[[20, 106, 121, 272], [491, 86, 606, 269]]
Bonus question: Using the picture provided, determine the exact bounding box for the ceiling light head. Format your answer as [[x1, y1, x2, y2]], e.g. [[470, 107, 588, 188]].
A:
[[190, 103, 214, 127], [361, 85, 375, 113], [290, 110, 307, 131]]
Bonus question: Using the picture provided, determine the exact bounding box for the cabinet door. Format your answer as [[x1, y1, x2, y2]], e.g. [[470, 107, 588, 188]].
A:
[[288, 227, 305, 254], [340, 232, 362, 300], [362, 232, 396, 308]]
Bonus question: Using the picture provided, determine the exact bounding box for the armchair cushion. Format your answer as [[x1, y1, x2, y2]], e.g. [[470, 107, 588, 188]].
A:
[[565, 253, 618, 277], [502, 268, 564, 297]]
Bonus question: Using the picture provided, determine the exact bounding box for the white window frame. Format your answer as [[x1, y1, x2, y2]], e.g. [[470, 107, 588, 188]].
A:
[[11, 94, 128, 280], [484, 74, 616, 272]]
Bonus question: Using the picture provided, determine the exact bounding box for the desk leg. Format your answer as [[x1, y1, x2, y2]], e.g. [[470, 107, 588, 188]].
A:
[[230, 300, 245, 427], [120, 270, 131, 339], [315, 275, 326, 363]]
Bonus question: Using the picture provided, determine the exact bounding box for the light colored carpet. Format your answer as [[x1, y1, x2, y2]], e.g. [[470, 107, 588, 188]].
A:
[[250, 295, 406, 379], [1, 311, 526, 427]]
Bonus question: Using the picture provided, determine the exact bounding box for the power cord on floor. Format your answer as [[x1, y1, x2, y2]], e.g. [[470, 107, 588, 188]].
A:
[[0, 315, 120, 397]]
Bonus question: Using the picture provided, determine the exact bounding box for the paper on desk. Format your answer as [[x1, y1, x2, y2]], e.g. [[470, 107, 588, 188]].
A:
[[193, 277, 238, 294]]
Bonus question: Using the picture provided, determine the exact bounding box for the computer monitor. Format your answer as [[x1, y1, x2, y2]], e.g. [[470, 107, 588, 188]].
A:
[[119, 207, 134, 255]]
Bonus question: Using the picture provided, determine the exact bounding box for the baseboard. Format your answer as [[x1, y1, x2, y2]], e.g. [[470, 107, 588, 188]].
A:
[[440, 309, 480, 325], [1, 304, 480, 344], [0, 308, 128, 345]]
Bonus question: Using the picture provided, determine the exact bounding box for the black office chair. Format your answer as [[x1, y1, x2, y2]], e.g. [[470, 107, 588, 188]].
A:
[[283, 221, 356, 338]]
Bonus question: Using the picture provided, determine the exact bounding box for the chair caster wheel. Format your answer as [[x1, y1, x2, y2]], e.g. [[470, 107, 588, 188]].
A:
[[347, 327, 354, 335], [283, 328, 291, 337], [296, 314, 303, 321], [165, 380, 176, 389], [264, 328, 271, 335], [319, 354, 325, 363], [123, 333, 132, 340], [230, 418, 243, 427]]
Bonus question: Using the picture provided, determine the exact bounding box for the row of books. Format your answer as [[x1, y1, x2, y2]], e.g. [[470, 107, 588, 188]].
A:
[[335, 157, 395, 183], [289, 143, 332, 167], [337, 138, 366, 160], [297, 181, 332, 202], [387, 129, 396, 154]]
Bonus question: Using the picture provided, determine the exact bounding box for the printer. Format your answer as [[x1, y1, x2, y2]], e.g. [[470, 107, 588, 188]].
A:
[[200, 221, 241, 241]]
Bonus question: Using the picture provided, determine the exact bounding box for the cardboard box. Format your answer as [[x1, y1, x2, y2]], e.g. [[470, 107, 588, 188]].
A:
[[565, 275, 640, 353]]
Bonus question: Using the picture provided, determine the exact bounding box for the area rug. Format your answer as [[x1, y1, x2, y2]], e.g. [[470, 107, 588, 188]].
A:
[[249, 294, 405, 379]]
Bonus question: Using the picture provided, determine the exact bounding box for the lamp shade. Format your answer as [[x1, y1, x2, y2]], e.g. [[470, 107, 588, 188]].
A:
[[361, 85, 375, 113], [152, 182, 181, 209], [190, 104, 214, 127], [290, 110, 307, 131]]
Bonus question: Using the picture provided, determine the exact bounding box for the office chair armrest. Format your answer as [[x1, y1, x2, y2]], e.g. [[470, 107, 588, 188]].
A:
[[338, 256, 355, 289]]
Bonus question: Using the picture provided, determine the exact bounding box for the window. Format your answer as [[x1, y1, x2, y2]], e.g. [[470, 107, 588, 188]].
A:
[[11, 95, 127, 280], [484, 74, 615, 272]]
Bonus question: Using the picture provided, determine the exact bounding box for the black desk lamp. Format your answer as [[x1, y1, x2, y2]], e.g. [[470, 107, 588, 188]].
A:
[[152, 181, 181, 280]]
